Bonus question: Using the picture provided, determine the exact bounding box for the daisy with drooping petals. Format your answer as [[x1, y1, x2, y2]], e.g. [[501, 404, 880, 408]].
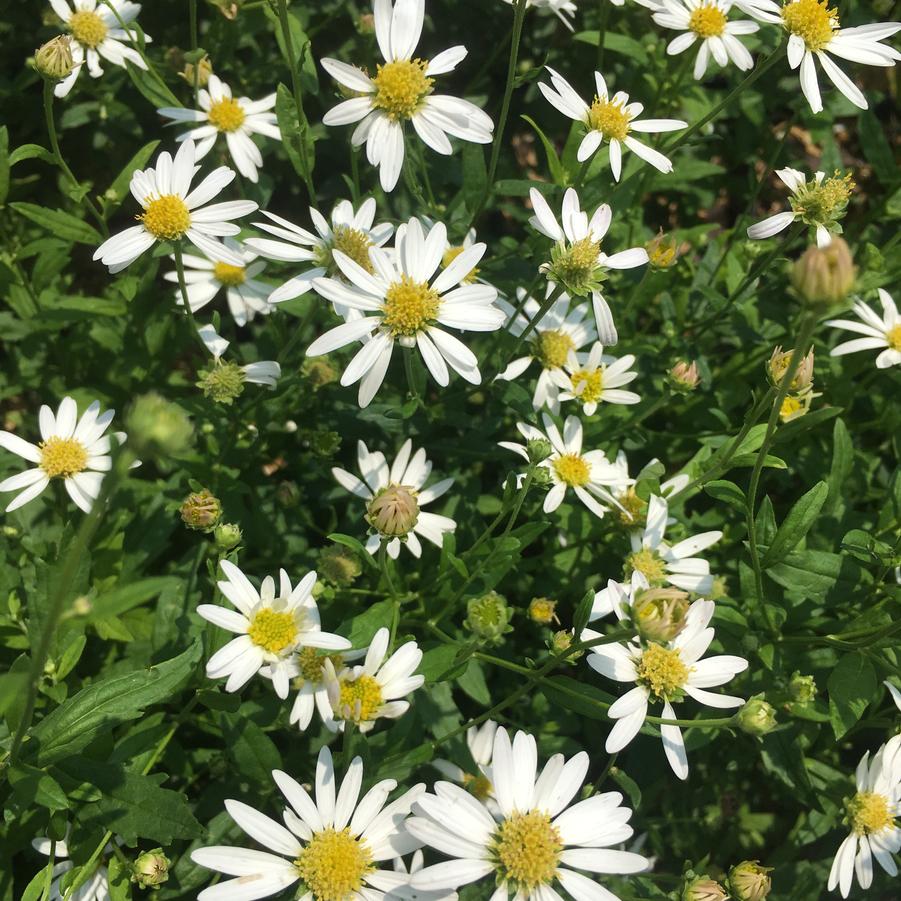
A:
[[157, 74, 280, 183], [432, 719, 499, 812], [538, 69, 686, 182], [827, 735, 901, 898], [320, 0, 493, 192], [529, 188, 648, 346], [499, 414, 634, 519], [407, 727, 650, 900], [0, 397, 126, 514], [323, 626, 424, 733], [196, 324, 281, 404], [308, 217, 505, 406], [192, 746, 424, 901], [333, 438, 456, 559], [826, 289, 901, 369], [198, 560, 351, 699], [50, 0, 151, 99], [552, 342, 641, 415], [32, 833, 112, 901], [93, 140, 257, 273]]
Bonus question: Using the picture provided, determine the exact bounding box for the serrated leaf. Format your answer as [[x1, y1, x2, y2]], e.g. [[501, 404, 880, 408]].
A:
[[8, 763, 68, 810], [828, 652, 876, 739]]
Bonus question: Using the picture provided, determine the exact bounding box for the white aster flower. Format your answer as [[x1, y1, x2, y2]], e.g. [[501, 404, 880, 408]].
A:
[[551, 342, 641, 414], [609, 451, 690, 526], [503, 0, 580, 31], [308, 217, 504, 406], [0, 396, 125, 514], [529, 188, 648, 346], [94, 139, 257, 273], [828, 735, 901, 898], [538, 69, 686, 182], [825, 289, 901, 369], [245, 197, 393, 305], [50, 0, 151, 99], [394, 850, 458, 901], [652, 0, 760, 79], [197, 324, 281, 402], [198, 560, 351, 699], [432, 719, 499, 813], [157, 74, 280, 183], [32, 834, 111, 901], [323, 626, 425, 733], [192, 746, 424, 901], [407, 726, 650, 900], [333, 438, 456, 559], [320, 0, 493, 192], [586, 597, 748, 779], [499, 413, 634, 519]]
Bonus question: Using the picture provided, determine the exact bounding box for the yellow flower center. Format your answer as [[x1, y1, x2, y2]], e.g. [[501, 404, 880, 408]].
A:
[[570, 367, 603, 405], [296, 646, 343, 683], [533, 329, 575, 369], [331, 225, 375, 274], [617, 487, 647, 526], [462, 772, 494, 800], [587, 97, 631, 141], [494, 811, 562, 890], [779, 395, 804, 420], [141, 195, 191, 241], [68, 10, 108, 48], [381, 275, 440, 337], [781, 0, 839, 52], [625, 548, 669, 586], [689, 3, 728, 38], [207, 97, 246, 132], [552, 453, 591, 487], [442, 246, 479, 283], [372, 59, 434, 120], [887, 324, 901, 352], [338, 673, 384, 723], [247, 608, 298, 655], [848, 792, 894, 835], [213, 261, 246, 287], [637, 642, 690, 700], [790, 172, 854, 225], [40, 436, 88, 478], [295, 828, 373, 901]]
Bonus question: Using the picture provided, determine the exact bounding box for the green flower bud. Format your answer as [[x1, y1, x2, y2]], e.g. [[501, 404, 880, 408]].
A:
[[126, 393, 194, 459], [308, 429, 342, 458], [528, 597, 559, 625], [531, 466, 554, 488], [180, 56, 212, 88], [668, 360, 700, 393], [132, 848, 170, 889], [646, 231, 679, 270], [791, 238, 855, 308], [303, 358, 340, 390], [633, 588, 691, 643], [682, 876, 730, 901], [788, 672, 817, 704], [319, 545, 363, 587], [180, 489, 222, 531], [728, 861, 772, 901], [197, 360, 245, 405], [737, 698, 777, 736], [526, 438, 553, 464], [213, 522, 242, 552], [35, 35, 75, 80], [366, 485, 419, 538], [465, 592, 513, 645], [549, 629, 582, 660]]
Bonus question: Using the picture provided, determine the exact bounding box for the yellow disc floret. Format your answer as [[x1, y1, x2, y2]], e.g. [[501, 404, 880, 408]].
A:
[[247, 608, 298, 654], [40, 436, 88, 479], [570, 367, 604, 405], [338, 673, 383, 722], [534, 329, 575, 369], [68, 10, 108, 48], [207, 97, 246, 132], [296, 646, 343, 683], [381, 275, 440, 336], [552, 453, 591, 487], [625, 548, 669, 586], [689, 3, 728, 38], [442, 246, 480, 283], [791, 172, 854, 225], [331, 225, 375, 274], [587, 97, 631, 141], [295, 828, 373, 901], [637, 642, 690, 700], [847, 791, 894, 836], [494, 811, 562, 890], [617, 487, 647, 526], [372, 59, 434, 120], [213, 262, 246, 287], [886, 324, 901, 352], [141, 195, 191, 241], [781, 0, 839, 52]]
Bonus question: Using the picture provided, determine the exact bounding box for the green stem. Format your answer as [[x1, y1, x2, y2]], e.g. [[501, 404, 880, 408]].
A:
[[174, 243, 211, 352], [379, 541, 401, 651], [595, 0, 611, 73], [189, 0, 200, 103], [403, 346, 421, 404]]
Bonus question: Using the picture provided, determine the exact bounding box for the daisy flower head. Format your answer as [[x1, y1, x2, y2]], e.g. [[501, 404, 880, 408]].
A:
[[93, 139, 257, 273], [308, 217, 504, 407], [499, 413, 634, 519], [245, 197, 393, 305], [332, 438, 456, 559], [407, 726, 650, 899], [747, 166, 854, 247], [529, 187, 649, 345], [503, 0, 580, 31], [496, 286, 597, 411], [433, 719, 499, 810], [32, 833, 111, 901], [198, 559, 352, 699], [191, 745, 425, 901], [0, 396, 125, 514], [551, 342, 641, 415], [608, 451, 690, 528], [157, 74, 280, 183], [323, 626, 424, 733], [826, 289, 901, 369], [320, 0, 494, 192], [196, 324, 281, 405], [538, 69, 687, 182], [49, 0, 151, 99], [828, 734, 901, 898]]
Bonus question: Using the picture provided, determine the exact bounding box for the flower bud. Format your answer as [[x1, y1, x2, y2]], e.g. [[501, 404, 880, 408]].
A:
[[668, 360, 700, 393], [737, 698, 777, 736], [528, 597, 559, 625], [526, 438, 553, 464], [357, 12, 376, 33], [35, 36, 75, 80], [788, 672, 816, 704], [616, 487, 647, 527], [549, 629, 581, 658], [213, 522, 242, 553], [646, 231, 679, 269], [132, 848, 170, 889], [319, 545, 362, 587], [633, 588, 691, 642], [126, 393, 194, 459], [197, 361, 245, 405], [181, 56, 212, 87], [767, 347, 814, 394], [180, 489, 222, 531], [308, 428, 341, 458], [366, 484, 419, 537], [791, 238, 855, 308], [728, 861, 772, 901], [682, 876, 730, 901], [303, 358, 339, 390], [531, 466, 554, 488], [778, 390, 817, 424], [465, 592, 513, 645]]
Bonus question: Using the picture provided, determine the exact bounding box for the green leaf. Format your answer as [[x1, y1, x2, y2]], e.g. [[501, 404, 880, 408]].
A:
[[276, 83, 314, 184], [828, 652, 876, 739], [418, 644, 461, 682], [105, 140, 161, 214], [8, 763, 68, 810], [761, 481, 828, 568], [106, 857, 132, 901], [336, 598, 395, 649], [539, 675, 614, 720], [10, 202, 102, 244], [0, 126, 9, 206], [86, 576, 180, 621], [461, 143, 487, 215], [859, 109, 898, 186], [456, 659, 491, 705], [521, 115, 565, 185], [608, 766, 641, 809], [826, 419, 852, 514], [220, 715, 282, 786], [124, 60, 180, 109], [8, 143, 56, 167], [328, 533, 376, 568], [705, 479, 745, 511], [573, 30, 649, 64], [572, 589, 594, 636]]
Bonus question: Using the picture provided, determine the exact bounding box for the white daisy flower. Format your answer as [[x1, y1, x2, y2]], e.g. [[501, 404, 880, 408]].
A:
[[245, 197, 394, 305], [198, 559, 351, 699], [192, 745, 424, 901], [94, 140, 257, 273], [432, 719, 499, 812], [825, 289, 901, 370], [652, 0, 761, 79], [308, 217, 505, 407], [320, 0, 494, 192], [196, 324, 281, 403], [551, 342, 641, 415], [407, 726, 650, 899], [503, 0, 580, 31], [496, 286, 597, 411], [323, 626, 425, 733], [394, 850, 459, 901], [885, 679, 901, 713], [538, 69, 686, 182], [827, 735, 901, 898], [746, 166, 853, 247], [333, 438, 456, 559], [32, 834, 111, 901], [499, 413, 634, 519], [50, 0, 151, 99], [157, 74, 280, 183], [585, 597, 748, 779], [0, 396, 126, 514], [529, 187, 649, 346], [608, 450, 690, 526], [162, 238, 270, 327]]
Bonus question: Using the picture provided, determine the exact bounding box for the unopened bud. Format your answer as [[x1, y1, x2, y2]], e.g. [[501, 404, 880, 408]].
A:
[[35, 36, 75, 80], [132, 848, 170, 889], [767, 346, 814, 394], [682, 876, 730, 901], [126, 393, 194, 459], [728, 861, 772, 901], [633, 588, 691, 642], [180, 489, 221, 531], [668, 360, 700, 393], [213, 522, 242, 552], [549, 629, 582, 660], [319, 544, 362, 587], [181, 56, 212, 87], [531, 466, 554, 488], [646, 231, 679, 269], [303, 358, 339, 390], [465, 592, 513, 645], [528, 597, 559, 625], [737, 698, 777, 736], [366, 484, 419, 537], [526, 438, 553, 464], [308, 429, 341, 458], [791, 238, 855, 308], [788, 672, 816, 704], [357, 12, 376, 33], [778, 390, 817, 423], [197, 361, 245, 405]]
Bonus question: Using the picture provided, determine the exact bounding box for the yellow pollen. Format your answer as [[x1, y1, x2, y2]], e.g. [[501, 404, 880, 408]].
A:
[[338, 673, 383, 723], [207, 97, 246, 132], [140, 195, 191, 241], [247, 608, 298, 655], [381, 274, 440, 337], [791, 172, 854, 224], [637, 642, 690, 700], [780, 395, 804, 419], [688, 3, 728, 38], [442, 246, 479, 283], [848, 792, 894, 836], [68, 10, 108, 48], [494, 811, 562, 890], [587, 97, 631, 141], [331, 225, 375, 274], [625, 548, 669, 586], [372, 59, 434, 120], [39, 436, 88, 479], [296, 646, 342, 683], [570, 368, 604, 404], [462, 772, 493, 800], [887, 324, 901, 352], [295, 828, 373, 901], [617, 487, 646, 526], [552, 453, 591, 487], [534, 329, 575, 369], [781, 0, 839, 52], [213, 261, 246, 287]]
